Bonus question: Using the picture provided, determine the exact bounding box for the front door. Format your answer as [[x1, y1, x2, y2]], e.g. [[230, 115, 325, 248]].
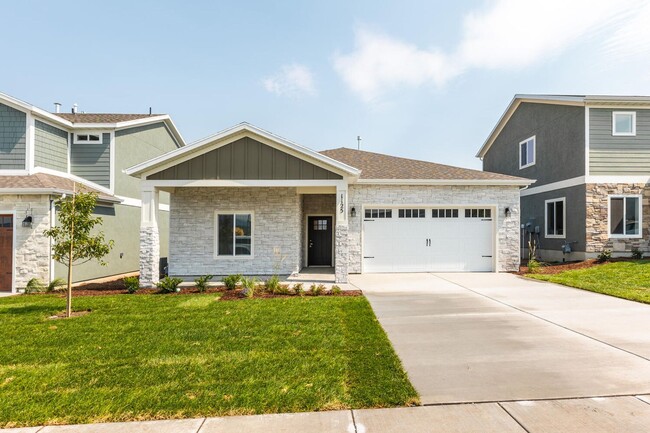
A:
[[308, 216, 332, 266], [0, 215, 13, 292]]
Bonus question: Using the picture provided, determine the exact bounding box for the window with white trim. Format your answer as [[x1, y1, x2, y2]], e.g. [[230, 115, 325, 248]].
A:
[[609, 196, 640, 237], [612, 112, 636, 136], [545, 198, 565, 238], [74, 133, 102, 144], [519, 136, 535, 169], [216, 212, 253, 256]]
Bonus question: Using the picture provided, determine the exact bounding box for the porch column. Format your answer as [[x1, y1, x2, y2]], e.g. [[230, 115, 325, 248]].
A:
[[139, 185, 160, 287], [334, 182, 349, 283]]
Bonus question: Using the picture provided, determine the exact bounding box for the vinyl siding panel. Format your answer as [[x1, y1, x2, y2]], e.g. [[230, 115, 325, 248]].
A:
[[147, 136, 342, 180], [589, 108, 650, 175], [70, 133, 110, 188], [34, 120, 68, 172], [0, 103, 27, 170]]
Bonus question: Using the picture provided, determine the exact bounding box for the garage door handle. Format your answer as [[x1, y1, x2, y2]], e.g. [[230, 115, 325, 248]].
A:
[[364, 256, 375, 259], [482, 255, 492, 258], [364, 219, 375, 222]]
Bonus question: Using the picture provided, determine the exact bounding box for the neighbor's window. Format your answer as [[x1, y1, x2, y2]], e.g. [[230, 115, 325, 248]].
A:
[[609, 196, 640, 237], [612, 112, 636, 136], [545, 198, 565, 238], [519, 136, 535, 169], [216, 212, 252, 256], [74, 133, 102, 144]]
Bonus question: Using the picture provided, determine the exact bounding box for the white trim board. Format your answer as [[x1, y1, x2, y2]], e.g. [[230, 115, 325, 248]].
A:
[[520, 175, 650, 197]]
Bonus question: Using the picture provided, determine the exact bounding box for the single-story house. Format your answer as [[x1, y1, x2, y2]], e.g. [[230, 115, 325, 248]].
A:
[[126, 123, 533, 285]]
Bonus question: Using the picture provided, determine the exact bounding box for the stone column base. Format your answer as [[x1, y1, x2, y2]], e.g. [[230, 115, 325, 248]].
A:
[[334, 225, 349, 283], [140, 226, 160, 288]]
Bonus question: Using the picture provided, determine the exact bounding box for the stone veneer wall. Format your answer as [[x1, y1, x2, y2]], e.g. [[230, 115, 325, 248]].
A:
[[301, 194, 336, 268], [585, 183, 650, 253], [0, 194, 51, 290], [347, 184, 522, 272], [169, 187, 302, 277]]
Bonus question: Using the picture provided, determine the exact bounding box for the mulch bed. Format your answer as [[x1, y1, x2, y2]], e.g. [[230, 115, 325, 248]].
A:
[[37, 280, 362, 299], [517, 258, 645, 275]]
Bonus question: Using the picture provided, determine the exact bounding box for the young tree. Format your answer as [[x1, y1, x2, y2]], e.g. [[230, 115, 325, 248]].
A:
[[44, 184, 113, 317]]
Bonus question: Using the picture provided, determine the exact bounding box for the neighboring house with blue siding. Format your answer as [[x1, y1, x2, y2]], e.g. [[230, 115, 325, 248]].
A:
[[478, 94, 650, 261], [0, 92, 184, 293]]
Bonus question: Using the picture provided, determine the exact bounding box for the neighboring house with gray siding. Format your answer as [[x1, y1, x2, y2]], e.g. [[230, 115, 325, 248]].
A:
[[478, 94, 650, 261], [126, 123, 532, 287], [0, 92, 184, 293]]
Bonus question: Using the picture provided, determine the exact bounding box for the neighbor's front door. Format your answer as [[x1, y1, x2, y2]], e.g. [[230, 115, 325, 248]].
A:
[[308, 216, 332, 266], [0, 215, 13, 292]]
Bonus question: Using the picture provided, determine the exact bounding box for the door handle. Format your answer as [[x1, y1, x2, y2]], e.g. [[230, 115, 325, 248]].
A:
[[309, 240, 313, 248]]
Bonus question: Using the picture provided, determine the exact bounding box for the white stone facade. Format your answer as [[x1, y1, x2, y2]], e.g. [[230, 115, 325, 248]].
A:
[[347, 184, 522, 272], [0, 194, 52, 291], [169, 187, 302, 277], [139, 226, 160, 287]]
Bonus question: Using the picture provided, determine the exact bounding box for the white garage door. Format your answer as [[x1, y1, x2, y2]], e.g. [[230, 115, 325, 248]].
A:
[[362, 207, 494, 273]]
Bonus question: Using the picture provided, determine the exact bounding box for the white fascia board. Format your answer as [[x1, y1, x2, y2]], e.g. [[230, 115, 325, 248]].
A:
[[355, 178, 534, 186], [125, 123, 361, 178], [141, 179, 346, 188], [476, 95, 586, 159]]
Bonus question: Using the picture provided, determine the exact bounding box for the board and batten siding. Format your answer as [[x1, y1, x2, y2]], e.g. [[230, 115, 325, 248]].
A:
[[0, 102, 27, 170], [589, 108, 650, 175], [34, 120, 68, 172], [147, 136, 342, 181], [70, 133, 110, 188]]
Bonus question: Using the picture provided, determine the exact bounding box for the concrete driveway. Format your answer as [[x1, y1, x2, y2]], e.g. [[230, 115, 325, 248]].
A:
[[350, 272, 650, 405]]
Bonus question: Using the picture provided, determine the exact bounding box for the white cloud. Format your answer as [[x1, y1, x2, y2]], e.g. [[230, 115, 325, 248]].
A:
[[334, 0, 649, 102], [263, 64, 317, 98]]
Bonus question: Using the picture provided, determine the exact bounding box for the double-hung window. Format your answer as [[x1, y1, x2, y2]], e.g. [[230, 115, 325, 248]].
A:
[[215, 212, 253, 257], [519, 136, 535, 169], [609, 196, 641, 237], [545, 198, 565, 238], [612, 112, 636, 136]]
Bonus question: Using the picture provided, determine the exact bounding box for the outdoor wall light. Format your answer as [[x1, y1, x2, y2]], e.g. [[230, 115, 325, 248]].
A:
[[22, 215, 33, 228], [350, 206, 356, 217], [504, 207, 511, 218]]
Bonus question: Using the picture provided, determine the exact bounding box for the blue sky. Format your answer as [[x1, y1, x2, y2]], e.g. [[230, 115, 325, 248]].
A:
[[3, 0, 650, 169]]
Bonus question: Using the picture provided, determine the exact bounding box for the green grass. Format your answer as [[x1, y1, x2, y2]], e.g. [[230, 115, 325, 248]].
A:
[[528, 260, 650, 303], [0, 294, 418, 428]]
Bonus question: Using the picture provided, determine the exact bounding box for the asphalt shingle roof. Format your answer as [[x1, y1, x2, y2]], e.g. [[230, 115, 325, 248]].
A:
[[54, 113, 163, 124], [0, 173, 117, 202], [320, 147, 528, 181]]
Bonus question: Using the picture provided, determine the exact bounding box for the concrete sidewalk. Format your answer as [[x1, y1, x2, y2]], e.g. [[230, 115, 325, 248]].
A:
[[5, 396, 650, 433]]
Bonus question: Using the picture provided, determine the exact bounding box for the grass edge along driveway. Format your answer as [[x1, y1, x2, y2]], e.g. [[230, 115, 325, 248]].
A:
[[0, 294, 418, 428], [528, 260, 650, 304]]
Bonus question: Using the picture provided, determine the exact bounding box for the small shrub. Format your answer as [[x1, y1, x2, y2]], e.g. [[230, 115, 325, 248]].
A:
[[597, 249, 612, 263], [195, 274, 213, 293], [292, 283, 305, 296], [310, 283, 326, 296], [527, 259, 541, 274], [24, 278, 44, 294], [46, 277, 66, 292], [223, 274, 241, 290], [156, 276, 183, 293], [274, 284, 290, 295], [331, 285, 342, 295], [265, 275, 281, 293], [631, 248, 644, 260], [123, 276, 140, 294], [241, 277, 259, 298]]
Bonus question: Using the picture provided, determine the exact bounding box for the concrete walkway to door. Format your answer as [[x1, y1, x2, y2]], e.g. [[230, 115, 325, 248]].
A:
[[350, 272, 650, 405]]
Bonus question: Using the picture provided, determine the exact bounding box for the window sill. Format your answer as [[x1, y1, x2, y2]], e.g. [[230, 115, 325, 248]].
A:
[[546, 234, 566, 239], [213, 255, 255, 260], [519, 163, 535, 170], [608, 234, 642, 239]]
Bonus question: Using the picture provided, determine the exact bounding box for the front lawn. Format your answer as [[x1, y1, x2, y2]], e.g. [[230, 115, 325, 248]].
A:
[[0, 294, 418, 428], [528, 260, 650, 303]]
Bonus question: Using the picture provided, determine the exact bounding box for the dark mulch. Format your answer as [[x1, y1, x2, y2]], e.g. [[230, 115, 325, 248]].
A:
[[517, 258, 643, 275]]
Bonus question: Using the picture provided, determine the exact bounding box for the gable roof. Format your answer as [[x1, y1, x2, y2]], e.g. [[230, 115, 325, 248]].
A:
[[125, 123, 361, 179], [0, 173, 119, 203], [320, 148, 530, 185], [476, 94, 650, 158], [54, 113, 163, 124]]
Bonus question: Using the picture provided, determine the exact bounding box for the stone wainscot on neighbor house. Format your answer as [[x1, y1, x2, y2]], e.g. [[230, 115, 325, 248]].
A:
[[126, 123, 532, 286], [478, 94, 650, 261], [0, 92, 184, 293]]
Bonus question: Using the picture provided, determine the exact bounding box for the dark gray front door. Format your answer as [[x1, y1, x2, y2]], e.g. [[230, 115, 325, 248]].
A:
[[308, 216, 332, 266]]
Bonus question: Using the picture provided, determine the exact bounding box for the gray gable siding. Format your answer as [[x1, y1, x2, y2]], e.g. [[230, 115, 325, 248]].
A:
[[34, 120, 68, 173], [147, 136, 342, 181], [71, 133, 110, 188], [589, 108, 650, 175], [0, 102, 27, 170], [482, 102, 585, 186]]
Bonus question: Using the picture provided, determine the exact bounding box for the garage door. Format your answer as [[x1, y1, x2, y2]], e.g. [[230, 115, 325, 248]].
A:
[[362, 207, 494, 272]]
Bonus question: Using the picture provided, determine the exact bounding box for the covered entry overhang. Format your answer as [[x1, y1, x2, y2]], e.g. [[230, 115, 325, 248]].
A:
[[125, 123, 360, 286]]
